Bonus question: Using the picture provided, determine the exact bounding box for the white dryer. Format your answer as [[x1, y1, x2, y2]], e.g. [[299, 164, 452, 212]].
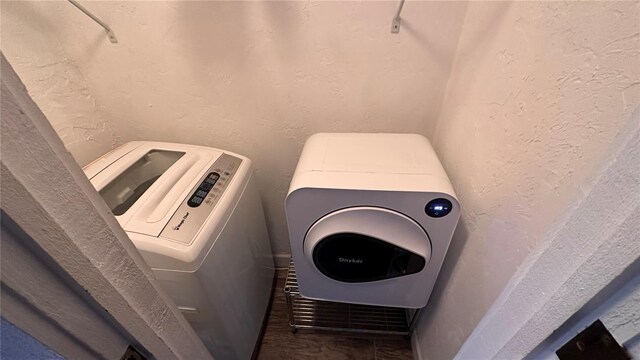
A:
[[285, 133, 460, 308], [84, 141, 274, 359]]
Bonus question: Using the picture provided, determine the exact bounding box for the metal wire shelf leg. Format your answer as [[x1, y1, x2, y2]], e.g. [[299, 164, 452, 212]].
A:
[[284, 259, 421, 336]]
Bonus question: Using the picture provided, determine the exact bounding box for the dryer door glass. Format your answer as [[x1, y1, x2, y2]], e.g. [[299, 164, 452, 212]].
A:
[[312, 233, 426, 283]]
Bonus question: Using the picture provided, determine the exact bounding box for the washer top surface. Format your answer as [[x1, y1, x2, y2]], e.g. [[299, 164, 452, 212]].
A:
[[83, 141, 252, 272]]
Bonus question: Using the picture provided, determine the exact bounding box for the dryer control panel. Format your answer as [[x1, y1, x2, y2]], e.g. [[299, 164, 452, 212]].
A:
[[160, 153, 242, 244]]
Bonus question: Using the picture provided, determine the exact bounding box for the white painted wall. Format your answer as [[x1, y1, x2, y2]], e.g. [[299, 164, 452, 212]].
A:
[[534, 269, 640, 359], [1, 54, 212, 359], [450, 113, 639, 359], [601, 277, 640, 355], [4, 1, 638, 356], [1, 0, 468, 258], [414, 2, 640, 359], [0, 1, 124, 166], [1, 224, 130, 359]]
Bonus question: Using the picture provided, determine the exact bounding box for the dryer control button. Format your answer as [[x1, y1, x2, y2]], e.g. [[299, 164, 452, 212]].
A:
[[425, 199, 453, 218]]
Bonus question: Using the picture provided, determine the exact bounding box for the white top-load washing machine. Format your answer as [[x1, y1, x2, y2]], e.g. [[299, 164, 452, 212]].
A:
[[84, 141, 274, 360], [285, 133, 460, 309]]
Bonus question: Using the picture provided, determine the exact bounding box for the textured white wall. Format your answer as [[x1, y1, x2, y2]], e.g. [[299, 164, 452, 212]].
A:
[[5, 1, 638, 357], [1, 1, 467, 257], [533, 268, 640, 359], [1, 1, 124, 166], [1, 55, 212, 359], [414, 2, 640, 359]]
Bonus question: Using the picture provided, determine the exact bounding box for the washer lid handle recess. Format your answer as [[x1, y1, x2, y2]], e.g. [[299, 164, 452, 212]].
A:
[[304, 207, 431, 282]]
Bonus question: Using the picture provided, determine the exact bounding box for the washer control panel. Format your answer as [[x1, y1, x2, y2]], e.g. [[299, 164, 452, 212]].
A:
[[187, 172, 220, 207], [160, 153, 242, 244]]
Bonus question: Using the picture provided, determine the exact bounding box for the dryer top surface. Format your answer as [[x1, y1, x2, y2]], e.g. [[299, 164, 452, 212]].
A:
[[288, 133, 456, 196], [297, 133, 444, 175]]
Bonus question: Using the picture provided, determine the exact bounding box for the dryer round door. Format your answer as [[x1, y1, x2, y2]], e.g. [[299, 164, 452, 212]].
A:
[[304, 207, 431, 283]]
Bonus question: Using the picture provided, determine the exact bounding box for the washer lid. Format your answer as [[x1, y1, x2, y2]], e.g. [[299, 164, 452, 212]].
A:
[[304, 207, 431, 282], [90, 144, 221, 237]]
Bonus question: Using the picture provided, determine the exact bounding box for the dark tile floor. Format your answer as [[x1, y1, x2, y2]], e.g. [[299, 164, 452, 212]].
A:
[[256, 272, 413, 360]]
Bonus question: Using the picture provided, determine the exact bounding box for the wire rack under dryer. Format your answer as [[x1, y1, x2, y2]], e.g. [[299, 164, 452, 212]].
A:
[[284, 259, 421, 336]]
